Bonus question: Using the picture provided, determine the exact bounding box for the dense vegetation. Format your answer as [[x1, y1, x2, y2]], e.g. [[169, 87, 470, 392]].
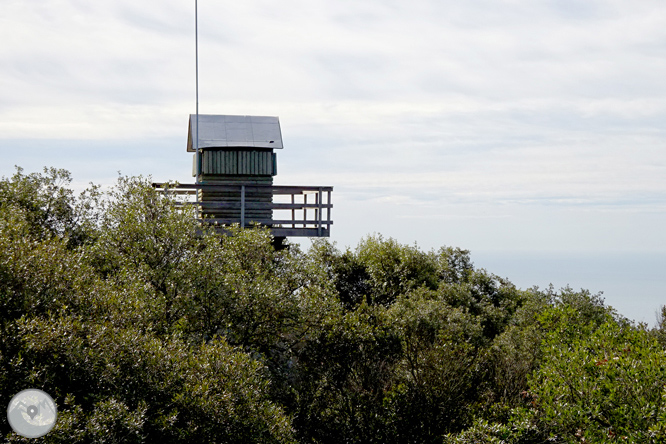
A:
[[2, 167, 666, 443]]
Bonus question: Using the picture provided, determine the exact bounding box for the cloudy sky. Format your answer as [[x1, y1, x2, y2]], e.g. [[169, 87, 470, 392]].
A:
[[1, 0, 665, 323]]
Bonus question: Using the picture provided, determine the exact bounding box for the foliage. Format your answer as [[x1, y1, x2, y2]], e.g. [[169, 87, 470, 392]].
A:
[[653, 305, 666, 348], [0, 169, 295, 443], [522, 307, 666, 442], [385, 290, 484, 441], [6, 315, 294, 444], [2, 166, 665, 443], [355, 235, 439, 306], [0, 166, 103, 246]]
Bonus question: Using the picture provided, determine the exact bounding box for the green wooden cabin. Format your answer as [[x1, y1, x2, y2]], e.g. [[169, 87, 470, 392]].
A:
[[188, 114, 282, 222]]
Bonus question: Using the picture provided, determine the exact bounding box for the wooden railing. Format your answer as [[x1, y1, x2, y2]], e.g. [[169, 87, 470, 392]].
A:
[[153, 183, 333, 237]]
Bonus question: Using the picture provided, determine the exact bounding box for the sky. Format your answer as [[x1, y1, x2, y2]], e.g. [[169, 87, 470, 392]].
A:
[[1, 0, 665, 324]]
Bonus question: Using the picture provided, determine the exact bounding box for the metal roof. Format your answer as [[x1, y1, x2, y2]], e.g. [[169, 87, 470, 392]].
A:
[[187, 114, 283, 152]]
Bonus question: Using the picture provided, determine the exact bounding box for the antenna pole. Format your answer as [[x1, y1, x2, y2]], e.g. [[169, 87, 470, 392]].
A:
[[195, 0, 201, 181]]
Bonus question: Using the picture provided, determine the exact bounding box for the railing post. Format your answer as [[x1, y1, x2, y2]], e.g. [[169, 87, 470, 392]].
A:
[[317, 187, 323, 236], [240, 185, 245, 227], [315, 192, 319, 225], [303, 193, 307, 228], [327, 190, 332, 230], [291, 193, 295, 228]]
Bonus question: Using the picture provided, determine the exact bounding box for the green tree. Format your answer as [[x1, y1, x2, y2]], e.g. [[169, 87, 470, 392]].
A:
[[386, 289, 485, 441], [6, 315, 295, 443], [307, 240, 372, 310], [0, 166, 103, 246], [355, 235, 439, 306], [9, 166, 662, 444], [289, 302, 402, 444], [0, 170, 297, 443], [523, 307, 666, 442]]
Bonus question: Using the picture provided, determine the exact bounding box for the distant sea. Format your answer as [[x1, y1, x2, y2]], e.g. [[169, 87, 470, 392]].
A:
[[473, 251, 666, 327]]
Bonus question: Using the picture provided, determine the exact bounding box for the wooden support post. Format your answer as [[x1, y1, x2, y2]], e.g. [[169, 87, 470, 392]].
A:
[[291, 193, 295, 228], [327, 190, 332, 229], [303, 194, 307, 228], [315, 193, 319, 226], [317, 187, 323, 237]]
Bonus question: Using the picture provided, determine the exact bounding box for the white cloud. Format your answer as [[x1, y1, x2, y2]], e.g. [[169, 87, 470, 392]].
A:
[[1, 0, 666, 257]]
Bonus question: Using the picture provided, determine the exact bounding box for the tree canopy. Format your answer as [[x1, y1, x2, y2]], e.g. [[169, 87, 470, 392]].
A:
[[1, 167, 665, 443]]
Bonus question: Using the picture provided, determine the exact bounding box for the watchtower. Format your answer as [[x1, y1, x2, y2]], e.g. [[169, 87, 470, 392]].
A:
[[155, 114, 333, 239]]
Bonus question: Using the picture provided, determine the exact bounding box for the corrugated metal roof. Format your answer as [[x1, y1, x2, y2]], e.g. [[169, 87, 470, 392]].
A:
[[187, 114, 283, 152]]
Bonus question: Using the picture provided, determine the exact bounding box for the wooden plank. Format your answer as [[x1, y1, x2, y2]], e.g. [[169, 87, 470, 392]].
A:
[[180, 202, 332, 210], [153, 183, 333, 193], [317, 187, 322, 237], [270, 227, 330, 237], [211, 227, 330, 238], [201, 218, 333, 225], [274, 186, 333, 193], [157, 189, 198, 195], [272, 219, 333, 225], [291, 194, 295, 228]]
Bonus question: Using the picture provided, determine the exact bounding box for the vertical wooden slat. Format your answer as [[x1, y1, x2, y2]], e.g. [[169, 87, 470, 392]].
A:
[[195, 150, 283, 176], [317, 187, 323, 237], [314, 192, 319, 222], [303, 194, 307, 228], [291, 193, 295, 228], [327, 190, 332, 228]]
